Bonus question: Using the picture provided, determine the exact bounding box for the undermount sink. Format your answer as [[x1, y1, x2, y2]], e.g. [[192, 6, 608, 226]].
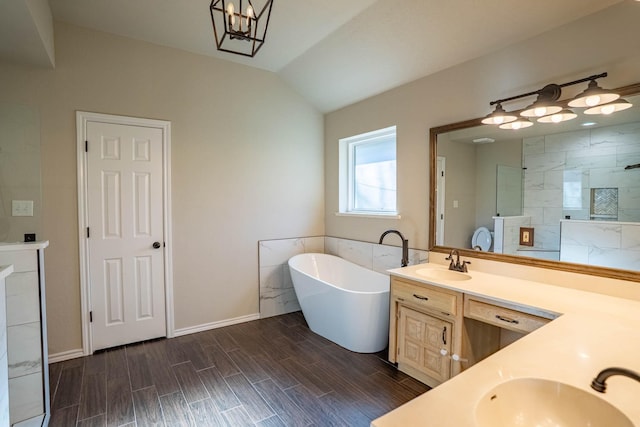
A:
[[476, 378, 633, 427], [415, 267, 471, 281]]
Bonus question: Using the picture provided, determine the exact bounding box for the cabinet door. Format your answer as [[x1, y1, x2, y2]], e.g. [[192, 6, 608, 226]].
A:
[[398, 305, 452, 383]]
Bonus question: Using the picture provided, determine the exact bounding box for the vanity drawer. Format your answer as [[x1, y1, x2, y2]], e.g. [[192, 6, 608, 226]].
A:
[[464, 297, 549, 334], [392, 279, 458, 316]]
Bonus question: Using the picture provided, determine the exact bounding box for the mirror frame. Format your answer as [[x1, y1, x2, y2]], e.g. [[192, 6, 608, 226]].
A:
[[429, 82, 640, 283]]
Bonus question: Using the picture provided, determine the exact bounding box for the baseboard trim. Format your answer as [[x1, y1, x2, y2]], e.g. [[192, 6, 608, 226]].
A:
[[47, 314, 261, 361], [173, 313, 260, 337], [48, 349, 85, 364]]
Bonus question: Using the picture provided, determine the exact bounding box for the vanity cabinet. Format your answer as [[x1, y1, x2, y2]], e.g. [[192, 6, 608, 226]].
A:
[[397, 306, 452, 383], [461, 294, 556, 367], [464, 295, 551, 334], [0, 243, 49, 427], [389, 274, 559, 387], [389, 277, 463, 387]]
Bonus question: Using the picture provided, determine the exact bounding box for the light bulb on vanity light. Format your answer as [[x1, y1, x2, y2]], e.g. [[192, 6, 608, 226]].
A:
[[537, 109, 577, 123], [584, 98, 633, 115], [586, 95, 601, 107], [481, 103, 517, 125], [569, 79, 619, 108], [499, 118, 533, 130], [521, 102, 562, 118]]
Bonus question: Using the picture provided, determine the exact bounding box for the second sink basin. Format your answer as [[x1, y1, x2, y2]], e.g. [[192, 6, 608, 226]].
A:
[[476, 378, 633, 427], [415, 266, 471, 281]]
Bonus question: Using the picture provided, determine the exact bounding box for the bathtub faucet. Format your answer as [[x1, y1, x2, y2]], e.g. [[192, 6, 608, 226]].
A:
[[379, 230, 409, 267]]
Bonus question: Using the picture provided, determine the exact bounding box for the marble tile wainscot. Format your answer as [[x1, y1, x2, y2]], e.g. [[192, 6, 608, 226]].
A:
[[258, 236, 428, 319], [258, 237, 324, 319]]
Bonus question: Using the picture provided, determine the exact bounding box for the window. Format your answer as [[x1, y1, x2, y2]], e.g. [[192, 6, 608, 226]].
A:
[[339, 126, 397, 216], [562, 170, 583, 210]]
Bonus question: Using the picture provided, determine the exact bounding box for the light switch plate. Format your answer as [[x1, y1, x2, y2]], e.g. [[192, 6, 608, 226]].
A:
[[12, 200, 34, 217]]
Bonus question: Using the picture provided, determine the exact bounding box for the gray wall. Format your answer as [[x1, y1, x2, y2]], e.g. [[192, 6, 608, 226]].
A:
[[0, 22, 325, 355], [325, 2, 640, 252]]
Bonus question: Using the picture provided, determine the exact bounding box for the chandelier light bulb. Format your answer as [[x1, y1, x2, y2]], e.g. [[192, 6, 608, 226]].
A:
[[551, 114, 563, 123], [246, 5, 253, 27], [494, 116, 505, 125], [512, 121, 522, 130], [210, 0, 274, 57]]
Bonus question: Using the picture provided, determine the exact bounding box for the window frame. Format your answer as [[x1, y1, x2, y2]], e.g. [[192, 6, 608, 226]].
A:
[[338, 125, 399, 218]]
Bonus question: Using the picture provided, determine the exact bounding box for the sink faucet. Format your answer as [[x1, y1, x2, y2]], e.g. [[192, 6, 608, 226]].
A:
[[379, 230, 409, 267], [445, 249, 471, 272], [591, 367, 640, 393]]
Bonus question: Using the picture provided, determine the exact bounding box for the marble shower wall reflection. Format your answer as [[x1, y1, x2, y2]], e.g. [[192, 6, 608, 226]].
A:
[[258, 236, 428, 318], [0, 104, 42, 242], [523, 120, 640, 256], [560, 220, 640, 270]]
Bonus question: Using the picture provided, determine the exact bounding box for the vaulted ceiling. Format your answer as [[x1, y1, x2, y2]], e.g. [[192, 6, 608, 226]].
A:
[[1, 0, 625, 112]]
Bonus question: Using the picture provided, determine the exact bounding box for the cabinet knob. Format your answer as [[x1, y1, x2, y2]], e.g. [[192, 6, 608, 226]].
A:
[[153, 241, 162, 249]]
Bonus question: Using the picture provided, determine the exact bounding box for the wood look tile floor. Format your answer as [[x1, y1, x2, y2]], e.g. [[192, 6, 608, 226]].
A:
[[49, 311, 430, 426]]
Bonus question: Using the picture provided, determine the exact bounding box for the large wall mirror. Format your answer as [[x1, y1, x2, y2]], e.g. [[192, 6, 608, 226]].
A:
[[429, 83, 640, 282]]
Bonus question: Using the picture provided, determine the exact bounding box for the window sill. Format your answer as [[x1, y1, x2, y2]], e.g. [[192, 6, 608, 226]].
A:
[[335, 212, 401, 220]]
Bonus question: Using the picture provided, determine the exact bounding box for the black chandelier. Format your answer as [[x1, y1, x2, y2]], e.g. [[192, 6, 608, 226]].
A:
[[210, 0, 274, 57]]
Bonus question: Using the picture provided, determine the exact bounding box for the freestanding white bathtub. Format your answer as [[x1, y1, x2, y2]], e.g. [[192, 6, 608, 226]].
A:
[[288, 253, 390, 353]]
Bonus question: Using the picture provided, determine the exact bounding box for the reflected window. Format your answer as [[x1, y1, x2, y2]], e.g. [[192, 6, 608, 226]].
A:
[[563, 170, 583, 210]]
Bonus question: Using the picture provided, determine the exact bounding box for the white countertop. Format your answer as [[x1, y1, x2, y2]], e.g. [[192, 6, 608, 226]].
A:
[[372, 263, 640, 426], [0, 241, 49, 252]]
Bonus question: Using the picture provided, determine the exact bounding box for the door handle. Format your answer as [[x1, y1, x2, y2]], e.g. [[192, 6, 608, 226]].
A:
[[153, 241, 162, 249]]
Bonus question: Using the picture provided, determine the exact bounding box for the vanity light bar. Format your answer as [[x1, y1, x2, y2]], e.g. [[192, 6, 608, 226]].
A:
[[483, 72, 631, 130]]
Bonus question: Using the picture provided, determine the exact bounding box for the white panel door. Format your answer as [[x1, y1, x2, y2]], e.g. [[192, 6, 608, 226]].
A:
[[87, 121, 166, 351]]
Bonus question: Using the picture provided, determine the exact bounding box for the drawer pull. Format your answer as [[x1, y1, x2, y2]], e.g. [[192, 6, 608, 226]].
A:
[[495, 314, 519, 325], [413, 294, 429, 301]]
